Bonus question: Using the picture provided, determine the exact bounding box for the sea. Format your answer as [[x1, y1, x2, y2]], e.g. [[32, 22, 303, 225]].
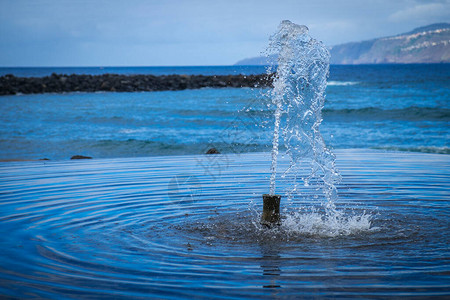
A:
[[0, 64, 448, 160]]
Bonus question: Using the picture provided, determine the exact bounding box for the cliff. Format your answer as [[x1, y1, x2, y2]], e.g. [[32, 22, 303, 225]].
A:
[[330, 23, 450, 64], [235, 23, 450, 65]]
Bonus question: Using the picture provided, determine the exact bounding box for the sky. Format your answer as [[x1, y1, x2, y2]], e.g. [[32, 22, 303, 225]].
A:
[[0, 0, 449, 67]]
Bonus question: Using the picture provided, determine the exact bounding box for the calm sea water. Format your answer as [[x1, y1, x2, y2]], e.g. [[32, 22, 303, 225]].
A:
[[0, 64, 448, 160], [0, 65, 268, 77], [0, 64, 450, 159]]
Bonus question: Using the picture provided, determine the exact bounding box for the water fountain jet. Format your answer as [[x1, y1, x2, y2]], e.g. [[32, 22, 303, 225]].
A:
[[262, 20, 334, 227]]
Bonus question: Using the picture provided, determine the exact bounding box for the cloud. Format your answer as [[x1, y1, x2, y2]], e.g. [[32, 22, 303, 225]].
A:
[[1, 0, 449, 66], [389, 2, 450, 22]]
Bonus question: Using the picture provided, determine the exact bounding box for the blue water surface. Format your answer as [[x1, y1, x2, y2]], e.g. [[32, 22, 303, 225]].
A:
[[0, 150, 448, 298], [0, 65, 268, 77], [0, 65, 449, 298], [0, 64, 448, 160]]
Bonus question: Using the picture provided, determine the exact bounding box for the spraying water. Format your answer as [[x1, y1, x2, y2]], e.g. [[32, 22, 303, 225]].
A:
[[267, 20, 340, 213]]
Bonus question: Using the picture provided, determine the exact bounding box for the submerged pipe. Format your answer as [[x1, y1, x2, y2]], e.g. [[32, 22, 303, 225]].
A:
[[261, 194, 281, 227]]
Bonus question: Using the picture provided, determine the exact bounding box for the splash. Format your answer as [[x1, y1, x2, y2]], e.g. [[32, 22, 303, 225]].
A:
[[267, 20, 341, 214], [280, 210, 376, 237]]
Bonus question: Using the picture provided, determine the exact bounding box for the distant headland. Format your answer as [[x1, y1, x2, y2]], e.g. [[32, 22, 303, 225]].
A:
[[235, 23, 450, 65]]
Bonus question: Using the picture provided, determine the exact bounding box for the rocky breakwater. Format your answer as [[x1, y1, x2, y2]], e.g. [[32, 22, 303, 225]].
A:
[[0, 73, 274, 95]]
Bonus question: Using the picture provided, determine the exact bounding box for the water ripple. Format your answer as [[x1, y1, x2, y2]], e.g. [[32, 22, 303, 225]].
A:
[[0, 150, 449, 298]]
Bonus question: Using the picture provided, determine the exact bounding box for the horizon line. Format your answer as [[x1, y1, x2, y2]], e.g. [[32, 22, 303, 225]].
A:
[[1, 63, 449, 68]]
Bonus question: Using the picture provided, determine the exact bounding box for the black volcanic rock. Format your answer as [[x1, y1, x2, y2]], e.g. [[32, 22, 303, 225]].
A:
[[71, 155, 92, 160], [0, 73, 274, 95], [206, 148, 220, 154]]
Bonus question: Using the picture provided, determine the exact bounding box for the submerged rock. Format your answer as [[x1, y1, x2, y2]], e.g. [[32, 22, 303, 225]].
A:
[[70, 155, 92, 160], [206, 148, 220, 154]]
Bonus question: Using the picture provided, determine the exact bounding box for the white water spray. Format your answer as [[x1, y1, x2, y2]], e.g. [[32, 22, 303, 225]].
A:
[[267, 20, 340, 213]]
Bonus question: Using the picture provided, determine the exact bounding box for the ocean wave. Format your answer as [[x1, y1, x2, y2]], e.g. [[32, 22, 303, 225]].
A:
[[85, 139, 269, 158], [118, 128, 149, 134], [327, 81, 359, 86], [244, 106, 450, 121], [323, 106, 450, 121], [372, 146, 450, 155]]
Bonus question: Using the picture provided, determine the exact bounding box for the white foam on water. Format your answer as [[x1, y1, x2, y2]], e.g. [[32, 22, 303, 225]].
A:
[[281, 210, 376, 237], [327, 81, 359, 86], [118, 128, 148, 134]]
